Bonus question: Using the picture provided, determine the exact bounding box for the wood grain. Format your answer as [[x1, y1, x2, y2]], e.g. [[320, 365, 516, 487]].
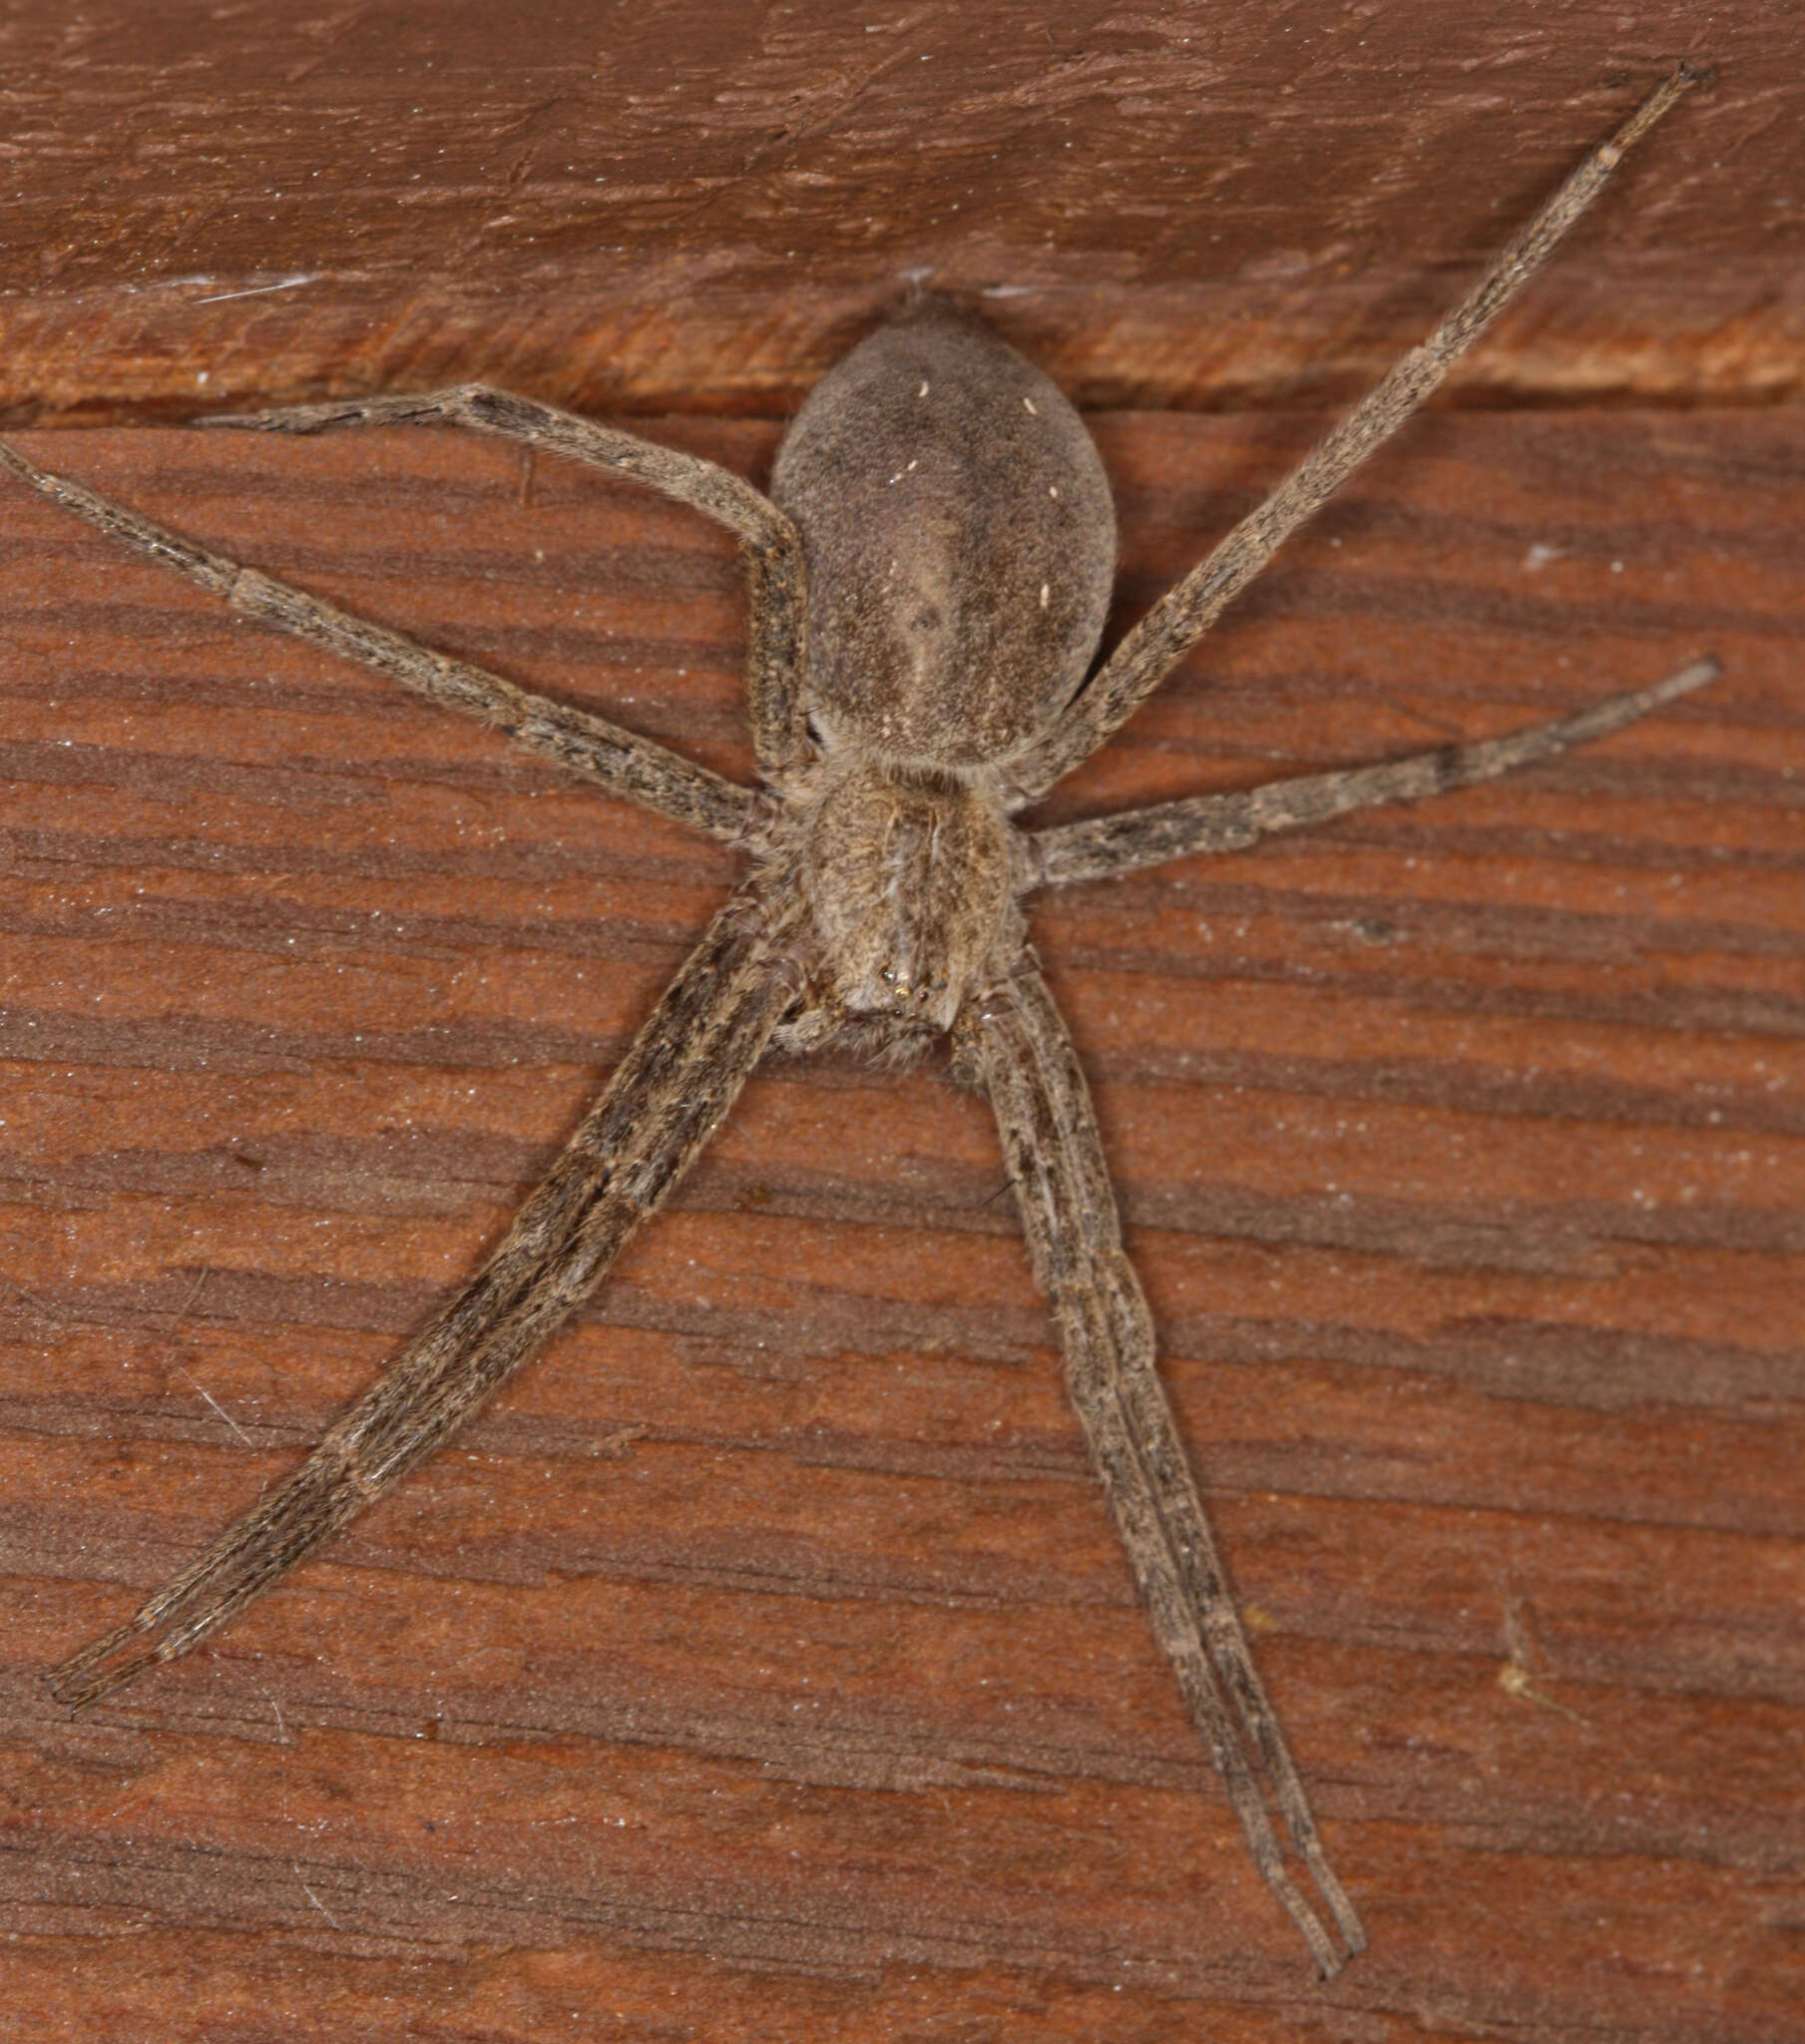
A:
[[0, 1, 1799, 421], [1, 404, 1799, 2039]]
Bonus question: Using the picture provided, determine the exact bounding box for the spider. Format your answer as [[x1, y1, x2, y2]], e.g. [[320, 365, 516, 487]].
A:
[[8, 64, 1707, 1977]]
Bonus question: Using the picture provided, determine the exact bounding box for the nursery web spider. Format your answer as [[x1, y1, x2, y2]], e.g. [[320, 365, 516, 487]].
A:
[[11, 65, 1706, 1975]]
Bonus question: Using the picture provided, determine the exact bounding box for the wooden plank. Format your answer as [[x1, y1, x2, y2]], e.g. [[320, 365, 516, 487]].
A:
[[0, 403, 1799, 2039], [0, 2, 1798, 419]]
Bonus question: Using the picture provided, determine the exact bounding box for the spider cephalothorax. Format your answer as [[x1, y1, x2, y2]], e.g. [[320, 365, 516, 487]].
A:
[[10, 65, 1707, 1978], [772, 752, 1021, 1057]]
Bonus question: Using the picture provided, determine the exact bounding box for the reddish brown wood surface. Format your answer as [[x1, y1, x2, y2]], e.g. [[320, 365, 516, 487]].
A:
[[0, 1, 1800, 421], [2, 0, 1802, 2036], [1, 404, 1800, 2041]]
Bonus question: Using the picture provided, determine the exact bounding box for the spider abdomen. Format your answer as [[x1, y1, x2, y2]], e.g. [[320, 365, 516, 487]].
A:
[[770, 296, 1116, 772]]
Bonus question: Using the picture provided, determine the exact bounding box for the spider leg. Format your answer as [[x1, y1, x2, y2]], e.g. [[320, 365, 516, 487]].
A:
[[1027, 656, 1718, 889], [1009, 62, 1702, 799], [206, 385, 811, 781], [957, 964, 1364, 1975], [49, 892, 797, 1713], [0, 435, 757, 842]]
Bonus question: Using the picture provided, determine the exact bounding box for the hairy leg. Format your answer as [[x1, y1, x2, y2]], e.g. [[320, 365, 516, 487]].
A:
[[1027, 656, 1718, 889], [1008, 63, 1701, 800], [0, 437, 758, 842], [210, 385, 811, 781], [957, 965, 1365, 1975], [50, 893, 796, 1712]]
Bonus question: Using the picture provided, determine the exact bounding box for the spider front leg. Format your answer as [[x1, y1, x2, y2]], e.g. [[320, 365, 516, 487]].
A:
[[957, 964, 1365, 1976], [50, 894, 796, 1713], [1027, 656, 1719, 888], [207, 384, 811, 780]]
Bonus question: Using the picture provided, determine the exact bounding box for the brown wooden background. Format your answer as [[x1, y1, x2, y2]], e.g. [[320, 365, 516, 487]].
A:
[[2, 5, 1801, 2041]]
